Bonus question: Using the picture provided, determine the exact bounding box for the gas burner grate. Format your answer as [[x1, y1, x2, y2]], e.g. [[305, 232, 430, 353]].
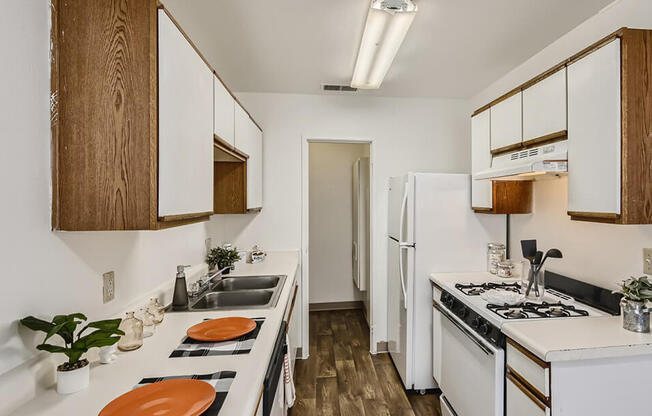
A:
[[487, 301, 589, 320], [455, 282, 521, 296]]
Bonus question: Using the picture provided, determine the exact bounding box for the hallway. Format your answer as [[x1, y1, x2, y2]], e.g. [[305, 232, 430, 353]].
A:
[[290, 309, 441, 416]]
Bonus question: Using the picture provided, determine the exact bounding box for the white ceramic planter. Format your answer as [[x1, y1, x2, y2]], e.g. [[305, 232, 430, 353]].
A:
[[57, 362, 90, 394]]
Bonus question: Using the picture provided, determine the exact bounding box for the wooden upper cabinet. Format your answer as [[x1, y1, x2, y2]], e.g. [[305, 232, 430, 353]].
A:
[[471, 110, 493, 210], [567, 39, 621, 220], [214, 74, 235, 146], [522, 67, 567, 143], [235, 104, 263, 210], [490, 92, 522, 153], [158, 10, 214, 220]]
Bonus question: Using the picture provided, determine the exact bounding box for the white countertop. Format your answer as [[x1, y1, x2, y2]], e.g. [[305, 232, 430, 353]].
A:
[[502, 316, 652, 362], [430, 271, 652, 363], [16, 251, 299, 416]]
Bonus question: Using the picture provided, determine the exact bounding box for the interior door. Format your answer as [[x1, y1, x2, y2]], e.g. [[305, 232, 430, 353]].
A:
[[352, 159, 360, 288]]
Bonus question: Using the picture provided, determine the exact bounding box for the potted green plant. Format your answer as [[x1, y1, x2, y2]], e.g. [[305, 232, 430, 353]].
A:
[[20, 314, 123, 394], [206, 245, 241, 274], [615, 276, 652, 333]]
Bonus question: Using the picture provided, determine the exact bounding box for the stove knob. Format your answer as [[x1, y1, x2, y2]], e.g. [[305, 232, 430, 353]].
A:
[[459, 306, 469, 318], [478, 321, 491, 336], [471, 317, 482, 329], [443, 294, 454, 308]]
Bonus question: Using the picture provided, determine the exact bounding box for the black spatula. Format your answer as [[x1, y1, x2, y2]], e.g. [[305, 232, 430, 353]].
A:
[[520, 240, 537, 264]]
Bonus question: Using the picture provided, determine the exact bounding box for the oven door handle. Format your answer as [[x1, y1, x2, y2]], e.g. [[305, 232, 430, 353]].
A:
[[434, 300, 494, 356]]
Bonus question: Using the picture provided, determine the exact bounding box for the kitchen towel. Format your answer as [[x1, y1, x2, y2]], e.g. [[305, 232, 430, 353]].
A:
[[170, 318, 264, 357], [284, 333, 296, 407], [135, 371, 236, 416]]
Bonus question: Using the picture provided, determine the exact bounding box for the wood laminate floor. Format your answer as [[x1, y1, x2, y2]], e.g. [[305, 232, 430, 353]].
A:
[[290, 309, 441, 416]]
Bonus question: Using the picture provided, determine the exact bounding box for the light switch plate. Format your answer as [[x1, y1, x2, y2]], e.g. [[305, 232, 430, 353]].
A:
[[644, 248, 652, 275], [103, 271, 115, 303]]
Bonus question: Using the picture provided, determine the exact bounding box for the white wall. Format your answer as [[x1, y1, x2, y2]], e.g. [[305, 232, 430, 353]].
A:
[[0, 2, 212, 413], [207, 92, 470, 346], [308, 142, 368, 304], [509, 178, 651, 290], [471, 0, 652, 288]]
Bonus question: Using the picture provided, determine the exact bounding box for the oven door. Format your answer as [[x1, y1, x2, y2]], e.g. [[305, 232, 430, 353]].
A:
[[437, 302, 504, 416]]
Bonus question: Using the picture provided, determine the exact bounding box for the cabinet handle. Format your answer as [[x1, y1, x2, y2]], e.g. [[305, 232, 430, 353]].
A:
[[506, 370, 548, 411]]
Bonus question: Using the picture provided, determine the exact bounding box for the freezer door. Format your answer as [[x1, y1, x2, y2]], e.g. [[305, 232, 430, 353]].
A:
[[388, 237, 414, 388]]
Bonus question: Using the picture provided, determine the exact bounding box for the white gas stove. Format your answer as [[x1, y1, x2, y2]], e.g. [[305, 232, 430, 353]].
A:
[[432, 273, 612, 416]]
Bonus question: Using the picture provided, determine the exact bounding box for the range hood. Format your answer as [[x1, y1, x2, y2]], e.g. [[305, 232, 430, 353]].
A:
[[474, 140, 568, 181]]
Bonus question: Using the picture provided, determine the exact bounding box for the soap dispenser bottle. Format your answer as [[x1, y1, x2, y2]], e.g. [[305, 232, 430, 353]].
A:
[[172, 265, 191, 311]]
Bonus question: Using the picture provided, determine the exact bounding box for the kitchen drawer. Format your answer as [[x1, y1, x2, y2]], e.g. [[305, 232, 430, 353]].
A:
[[506, 338, 549, 398], [506, 372, 550, 416]]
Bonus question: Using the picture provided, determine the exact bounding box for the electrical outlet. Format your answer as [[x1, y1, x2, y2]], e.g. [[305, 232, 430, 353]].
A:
[[644, 248, 652, 275], [103, 271, 115, 303]]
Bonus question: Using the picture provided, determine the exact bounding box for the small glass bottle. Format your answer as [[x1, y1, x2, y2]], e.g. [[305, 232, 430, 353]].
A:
[[147, 298, 164, 324], [138, 308, 156, 338], [487, 243, 506, 275], [117, 312, 143, 351]]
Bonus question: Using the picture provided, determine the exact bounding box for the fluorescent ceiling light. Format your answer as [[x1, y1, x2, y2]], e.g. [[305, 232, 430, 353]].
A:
[[351, 0, 418, 89]]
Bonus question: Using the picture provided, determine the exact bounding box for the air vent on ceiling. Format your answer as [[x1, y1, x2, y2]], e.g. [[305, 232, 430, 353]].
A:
[[322, 84, 358, 93]]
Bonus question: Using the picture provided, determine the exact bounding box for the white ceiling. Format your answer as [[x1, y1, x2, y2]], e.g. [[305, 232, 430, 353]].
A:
[[163, 0, 614, 98]]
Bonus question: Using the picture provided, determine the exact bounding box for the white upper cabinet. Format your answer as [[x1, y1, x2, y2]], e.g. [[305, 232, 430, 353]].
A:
[[235, 104, 263, 210], [490, 92, 522, 151], [567, 39, 621, 215], [157, 11, 214, 218], [213, 75, 235, 146], [471, 109, 492, 209], [523, 68, 567, 142]]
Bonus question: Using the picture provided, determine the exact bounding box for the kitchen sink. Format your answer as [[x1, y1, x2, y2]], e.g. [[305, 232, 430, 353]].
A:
[[182, 274, 286, 311], [213, 276, 280, 291]]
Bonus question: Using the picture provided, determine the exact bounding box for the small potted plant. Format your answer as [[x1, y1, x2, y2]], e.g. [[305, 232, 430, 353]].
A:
[[20, 314, 123, 394], [615, 276, 652, 333], [206, 245, 241, 274]]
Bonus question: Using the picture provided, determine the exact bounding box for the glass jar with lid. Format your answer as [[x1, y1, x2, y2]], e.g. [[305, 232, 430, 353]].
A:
[[496, 260, 517, 278], [487, 243, 506, 275]]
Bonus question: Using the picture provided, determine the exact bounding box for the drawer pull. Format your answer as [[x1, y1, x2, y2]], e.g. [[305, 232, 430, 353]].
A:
[[507, 370, 548, 411]]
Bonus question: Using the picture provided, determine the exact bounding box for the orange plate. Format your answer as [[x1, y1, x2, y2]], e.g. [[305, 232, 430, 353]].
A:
[[99, 379, 215, 416], [187, 317, 257, 342]]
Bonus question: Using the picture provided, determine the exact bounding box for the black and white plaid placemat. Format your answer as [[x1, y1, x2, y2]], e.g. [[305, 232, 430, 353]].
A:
[[135, 371, 236, 416], [170, 318, 264, 358]]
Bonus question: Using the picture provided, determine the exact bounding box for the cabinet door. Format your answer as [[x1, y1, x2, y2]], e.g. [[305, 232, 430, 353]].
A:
[[158, 11, 213, 217], [490, 92, 522, 151], [471, 109, 493, 209], [235, 104, 263, 209], [567, 39, 621, 215], [523, 68, 567, 142], [214, 75, 235, 146], [432, 305, 442, 384]]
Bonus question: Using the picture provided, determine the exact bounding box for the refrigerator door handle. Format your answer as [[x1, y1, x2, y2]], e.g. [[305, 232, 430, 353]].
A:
[[398, 187, 409, 310]]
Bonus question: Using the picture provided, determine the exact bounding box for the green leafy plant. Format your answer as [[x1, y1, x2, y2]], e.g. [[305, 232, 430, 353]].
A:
[[616, 276, 652, 302], [20, 314, 123, 371], [206, 246, 241, 271]]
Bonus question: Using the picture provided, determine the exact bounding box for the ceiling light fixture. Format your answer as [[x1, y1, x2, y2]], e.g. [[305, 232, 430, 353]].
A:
[[351, 0, 418, 89]]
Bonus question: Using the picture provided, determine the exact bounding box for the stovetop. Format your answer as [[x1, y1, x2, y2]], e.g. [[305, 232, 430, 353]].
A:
[[487, 301, 590, 320], [455, 282, 521, 296]]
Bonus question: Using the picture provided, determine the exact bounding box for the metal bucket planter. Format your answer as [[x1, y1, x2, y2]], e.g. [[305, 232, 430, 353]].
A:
[[621, 299, 651, 333]]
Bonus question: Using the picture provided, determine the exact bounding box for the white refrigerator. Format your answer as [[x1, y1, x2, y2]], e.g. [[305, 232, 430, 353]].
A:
[[387, 173, 505, 391]]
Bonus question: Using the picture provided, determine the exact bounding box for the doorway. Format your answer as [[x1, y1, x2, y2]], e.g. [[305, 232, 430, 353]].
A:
[[300, 138, 374, 358]]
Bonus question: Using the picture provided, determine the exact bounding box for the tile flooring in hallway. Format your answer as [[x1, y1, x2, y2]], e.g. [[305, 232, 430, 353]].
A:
[[290, 309, 441, 416]]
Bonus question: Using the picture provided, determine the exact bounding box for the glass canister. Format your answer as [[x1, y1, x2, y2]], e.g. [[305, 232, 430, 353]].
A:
[[487, 243, 506, 275], [147, 298, 165, 324], [521, 261, 545, 301], [117, 311, 144, 351], [138, 308, 156, 338], [496, 260, 517, 278]]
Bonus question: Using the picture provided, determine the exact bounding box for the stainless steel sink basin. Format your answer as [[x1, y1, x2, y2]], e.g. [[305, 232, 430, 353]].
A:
[[182, 274, 286, 311], [190, 290, 274, 310], [212, 276, 280, 291]]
